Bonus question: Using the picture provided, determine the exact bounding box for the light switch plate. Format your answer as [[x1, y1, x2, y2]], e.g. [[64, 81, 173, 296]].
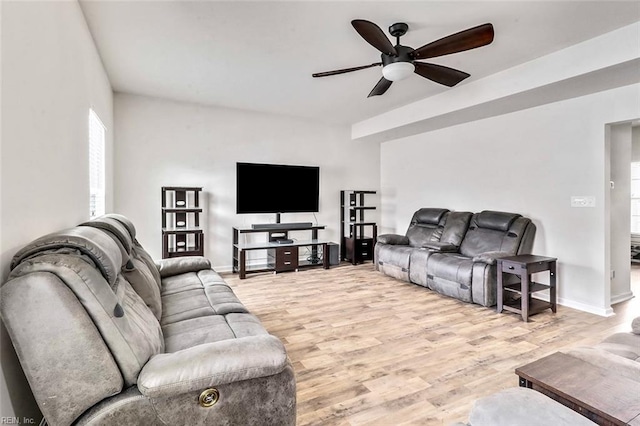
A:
[[571, 196, 596, 207]]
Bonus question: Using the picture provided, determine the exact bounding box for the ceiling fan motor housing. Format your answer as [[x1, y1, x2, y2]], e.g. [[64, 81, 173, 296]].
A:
[[382, 45, 414, 66]]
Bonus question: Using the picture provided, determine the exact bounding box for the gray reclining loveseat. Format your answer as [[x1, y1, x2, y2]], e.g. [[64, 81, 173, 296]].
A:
[[0, 214, 295, 425], [376, 209, 536, 307]]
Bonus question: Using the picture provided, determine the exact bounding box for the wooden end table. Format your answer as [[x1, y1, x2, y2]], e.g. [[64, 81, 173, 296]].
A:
[[497, 254, 557, 322], [516, 352, 640, 425]]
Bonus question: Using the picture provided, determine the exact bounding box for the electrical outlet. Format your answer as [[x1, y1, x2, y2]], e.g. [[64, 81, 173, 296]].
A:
[[611, 270, 615, 279], [571, 196, 596, 207]]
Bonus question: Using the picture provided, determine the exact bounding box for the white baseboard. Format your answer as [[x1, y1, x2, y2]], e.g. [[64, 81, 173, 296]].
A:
[[533, 294, 615, 317], [611, 291, 635, 305], [558, 297, 615, 317], [214, 264, 234, 274]]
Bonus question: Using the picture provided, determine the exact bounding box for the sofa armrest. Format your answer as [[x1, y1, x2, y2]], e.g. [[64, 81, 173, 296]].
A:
[[421, 241, 458, 252], [138, 335, 288, 398], [632, 316, 640, 334], [155, 256, 211, 278], [377, 234, 409, 245], [472, 251, 512, 265]]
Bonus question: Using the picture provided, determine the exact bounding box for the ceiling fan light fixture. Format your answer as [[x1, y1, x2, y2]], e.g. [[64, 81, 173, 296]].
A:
[[382, 62, 415, 81]]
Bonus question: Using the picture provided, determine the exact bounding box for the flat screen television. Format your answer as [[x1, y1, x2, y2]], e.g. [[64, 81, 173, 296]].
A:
[[236, 162, 320, 214]]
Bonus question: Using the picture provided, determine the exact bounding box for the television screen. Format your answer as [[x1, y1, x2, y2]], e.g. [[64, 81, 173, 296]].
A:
[[236, 162, 320, 214]]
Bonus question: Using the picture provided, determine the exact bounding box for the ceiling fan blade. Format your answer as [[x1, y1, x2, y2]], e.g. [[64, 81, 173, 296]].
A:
[[414, 62, 470, 87], [412, 23, 494, 60], [312, 62, 382, 78], [352, 19, 398, 56], [367, 77, 393, 97]]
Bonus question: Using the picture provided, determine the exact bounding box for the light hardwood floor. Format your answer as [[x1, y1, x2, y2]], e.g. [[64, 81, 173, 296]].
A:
[[224, 263, 639, 426]]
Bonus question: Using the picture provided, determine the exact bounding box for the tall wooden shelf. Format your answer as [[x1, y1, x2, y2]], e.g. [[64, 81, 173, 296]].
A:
[[161, 186, 204, 258], [340, 190, 377, 265]]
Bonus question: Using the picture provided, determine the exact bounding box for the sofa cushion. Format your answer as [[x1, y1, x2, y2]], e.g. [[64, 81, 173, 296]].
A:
[[104, 213, 137, 241], [160, 271, 248, 326], [406, 208, 449, 248], [162, 314, 268, 353], [460, 213, 530, 258], [0, 272, 124, 426], [440, 211, 472, 246], [427, 253, 473, 286], [133, 246, 162, 289], [81, 217, 165, 319], [161, 268, 227, 294], [10, 250, 164, 388], [10, 227, 123, 286], [475, 210, 520, 231], [79, 217, 133, 258], [406, 225, 442, 248], [412, 208, 449, 225], [426, 253, 474, 302], [104, 213, 163, 289], [123, 258, 163, 320], [156, 256, 211, 278]]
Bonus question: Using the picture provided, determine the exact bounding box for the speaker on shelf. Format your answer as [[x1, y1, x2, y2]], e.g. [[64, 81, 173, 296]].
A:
[[327, 242, 339, 266]]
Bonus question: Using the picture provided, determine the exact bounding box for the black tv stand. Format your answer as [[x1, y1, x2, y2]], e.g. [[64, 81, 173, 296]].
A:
[[251, 222, 313, 230], [233, 224, 330, 279]]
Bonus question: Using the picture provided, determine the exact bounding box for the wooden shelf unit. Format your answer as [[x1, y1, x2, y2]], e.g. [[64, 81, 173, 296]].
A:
[[340, 190, 377, 265], [161, 186, 204, 258]]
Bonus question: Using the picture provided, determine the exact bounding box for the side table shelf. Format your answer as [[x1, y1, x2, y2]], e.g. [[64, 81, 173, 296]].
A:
[[497, 255, 557, 322]]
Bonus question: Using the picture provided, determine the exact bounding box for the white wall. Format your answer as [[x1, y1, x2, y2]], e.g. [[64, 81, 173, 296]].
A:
[[633, 126, 640, 162], [608, 123, 632, 304], [1, 1, 113, 419], [381, 84, 640, 316], [113, 93, 380, 269]]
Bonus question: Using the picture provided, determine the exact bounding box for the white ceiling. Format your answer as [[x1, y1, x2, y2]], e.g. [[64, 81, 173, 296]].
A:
[[79, 1, 640, 125]]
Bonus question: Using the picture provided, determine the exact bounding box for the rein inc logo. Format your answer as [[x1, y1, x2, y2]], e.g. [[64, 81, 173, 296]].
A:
[[0, 418, 36, 425]]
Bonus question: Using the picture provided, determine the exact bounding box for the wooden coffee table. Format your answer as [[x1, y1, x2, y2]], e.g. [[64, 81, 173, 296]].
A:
[[516, 352, 640, 426]]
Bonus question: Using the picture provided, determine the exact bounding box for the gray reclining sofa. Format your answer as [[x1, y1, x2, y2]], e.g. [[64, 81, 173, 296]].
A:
[[0, 214, 295, 426], [376, 209, 536, 307]]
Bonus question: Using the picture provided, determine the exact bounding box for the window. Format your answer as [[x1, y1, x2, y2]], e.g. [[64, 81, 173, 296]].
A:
[[89, 109, 106, 219]]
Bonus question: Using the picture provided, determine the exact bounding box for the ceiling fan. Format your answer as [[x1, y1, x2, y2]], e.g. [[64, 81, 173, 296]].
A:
[[312, 20, 494, 97]]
